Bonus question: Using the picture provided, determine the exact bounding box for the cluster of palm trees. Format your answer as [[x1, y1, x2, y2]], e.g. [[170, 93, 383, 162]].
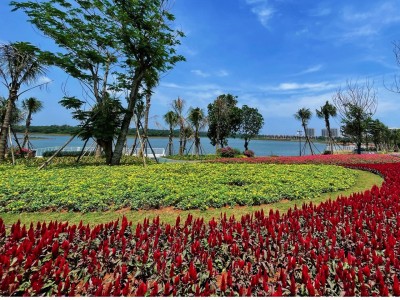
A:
[[163, 98, 207, 157], [294, 101, 337, 155], [0, 95, 43, 152], [0, 42, 48, 161]]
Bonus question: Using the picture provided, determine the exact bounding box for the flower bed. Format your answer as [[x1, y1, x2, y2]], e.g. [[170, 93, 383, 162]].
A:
[[1, 162, 400, 296], [0, 163, 356, 212]]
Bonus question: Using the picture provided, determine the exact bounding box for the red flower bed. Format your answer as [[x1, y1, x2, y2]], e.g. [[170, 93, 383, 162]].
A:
[[1, 162, 400, 296], [210, 154, 400, 165]]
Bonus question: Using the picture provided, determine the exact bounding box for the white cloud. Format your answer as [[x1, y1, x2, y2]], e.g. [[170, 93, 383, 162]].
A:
[[274, 81, 338, 92], [38, 76, 52, 84], [191, 69, 210, 77], [245, 0, 275, 28], [294, 64, 323, 76], [338, 1, 400, 40]]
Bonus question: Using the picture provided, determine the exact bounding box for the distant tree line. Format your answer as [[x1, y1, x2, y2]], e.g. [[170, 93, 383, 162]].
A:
[[12, 125, 210, 138]]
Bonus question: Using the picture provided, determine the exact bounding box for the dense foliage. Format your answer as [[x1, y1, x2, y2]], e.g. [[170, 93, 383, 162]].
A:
[[207, 94, 241, 149], [0, 163, 356, 212], [1, 161, 400, 296], [239, 105, 264, 151]]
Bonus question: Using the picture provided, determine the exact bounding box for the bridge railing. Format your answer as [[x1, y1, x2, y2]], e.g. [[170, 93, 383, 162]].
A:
[[34, 147, 96, 157], [126, 148, 166, 158]]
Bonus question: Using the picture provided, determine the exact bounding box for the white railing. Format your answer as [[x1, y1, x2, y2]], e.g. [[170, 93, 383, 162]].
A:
[[34, 146, 96, 157], [128, 148, 166, 158], [324, 144, 356, 152]]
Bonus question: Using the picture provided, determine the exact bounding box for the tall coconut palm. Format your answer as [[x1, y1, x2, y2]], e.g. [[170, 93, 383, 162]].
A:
[[163, 110, 178, 156], [21, 97, 43, 148], [316, 101, 337, 154], [0, 42, 47, 161], [188, 107, 207, 157], [172, 97, 186, 155], [294, 107, 314, 155]]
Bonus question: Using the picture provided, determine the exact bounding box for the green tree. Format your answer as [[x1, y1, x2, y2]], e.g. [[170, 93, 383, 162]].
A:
[[187, 107, 207, 157], [316, 101, 337, 154], [21, 97, 43, 149], [367, 119, 389, 152], [163, 110, 178, 156], [207, 94, 241, 151], [13, 0, 185, 165], [0, 42, 47, 161], [333, 80, 377, 154], [239, 105, 264, 151], [294, 107, 314, 155]]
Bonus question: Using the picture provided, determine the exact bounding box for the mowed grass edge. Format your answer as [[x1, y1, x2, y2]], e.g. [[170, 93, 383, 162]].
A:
[[0, 168, 382, 226]]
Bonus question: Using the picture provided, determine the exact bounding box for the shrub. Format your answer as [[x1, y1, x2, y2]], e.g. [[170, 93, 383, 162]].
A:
[[243, 149, 255, 157], [10, 147, 35, 158], [217, 147, 235, 157], [217, 147, 242, 158]]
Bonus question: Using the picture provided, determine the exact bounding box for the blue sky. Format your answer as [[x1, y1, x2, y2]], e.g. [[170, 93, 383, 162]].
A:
[[1, 0, 400, 135]]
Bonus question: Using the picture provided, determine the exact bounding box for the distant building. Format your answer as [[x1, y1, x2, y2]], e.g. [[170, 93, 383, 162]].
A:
[[305, 128, 315, 138], [321, 128, 338, 138]]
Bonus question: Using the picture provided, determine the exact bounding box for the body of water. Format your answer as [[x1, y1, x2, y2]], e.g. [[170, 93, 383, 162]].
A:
[[21, 134, 327, 156]]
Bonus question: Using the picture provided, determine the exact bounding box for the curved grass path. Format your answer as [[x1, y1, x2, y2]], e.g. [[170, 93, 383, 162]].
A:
[[0, 168, 382, 226]]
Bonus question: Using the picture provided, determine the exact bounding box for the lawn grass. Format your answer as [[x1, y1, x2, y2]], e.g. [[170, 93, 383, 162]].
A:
[[0, 168, 382, 226]]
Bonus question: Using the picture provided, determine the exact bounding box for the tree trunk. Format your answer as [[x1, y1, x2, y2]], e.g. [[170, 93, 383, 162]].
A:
[[0, 91, 17, 161], [168, 127, 173, 156], [244, 139, 249, 151], [95, 141, 102, 157], [182, 136, 187, 155], [194, 127, 200, 157], [303, 124, 314, 155], [111, 71, 144, 165], [103, 140, 113, 165], [356, 142, 362, 154], [22, 110, 32, 148], [140, 92, 151, 158], [179, 123, 184, 156], [325, 117, 334, 154], [11, 127, 23, 153]]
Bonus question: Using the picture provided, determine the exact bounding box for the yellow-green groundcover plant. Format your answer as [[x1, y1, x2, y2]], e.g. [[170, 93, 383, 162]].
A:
[[0, 163, 357, 212]]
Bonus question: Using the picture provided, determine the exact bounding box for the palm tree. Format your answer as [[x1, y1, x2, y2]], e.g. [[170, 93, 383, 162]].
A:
[[0, 42, 47, 161], [188, 107, 207, 157], [163, 110, 178, 156], [172, 97, 186, 155], [294, 107, 314, 155], [21, 97, 43, 149], [316, 101, 337, 154]]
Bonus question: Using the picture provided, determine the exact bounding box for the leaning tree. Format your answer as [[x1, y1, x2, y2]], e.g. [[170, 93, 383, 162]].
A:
[[294, 107, 314, 155], [316, 101, 337, 154], [333, 80, 377, 154], [0, 42, 47, 161]]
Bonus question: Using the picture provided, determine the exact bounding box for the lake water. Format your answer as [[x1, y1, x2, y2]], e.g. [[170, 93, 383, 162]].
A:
[[22, 134, 327, 156]]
